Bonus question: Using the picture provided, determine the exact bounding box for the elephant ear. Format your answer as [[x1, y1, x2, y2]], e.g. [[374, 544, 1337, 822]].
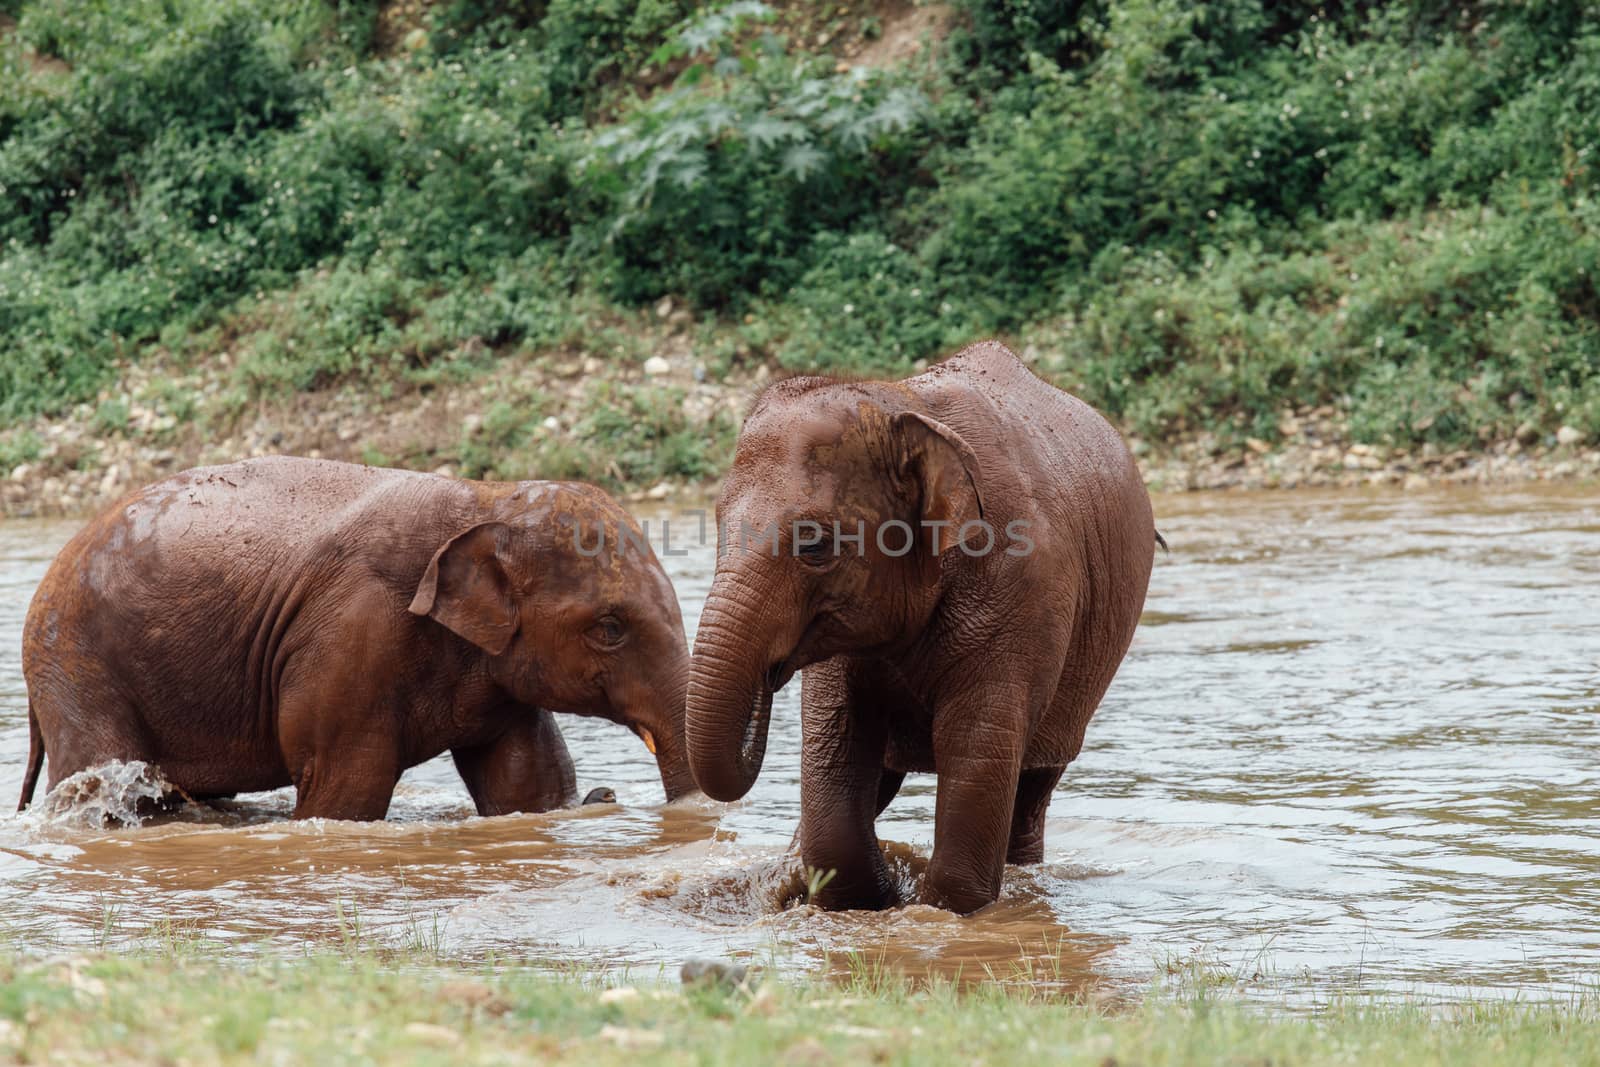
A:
[[409, 521, 519, 655], [891, 411, 985, 555]]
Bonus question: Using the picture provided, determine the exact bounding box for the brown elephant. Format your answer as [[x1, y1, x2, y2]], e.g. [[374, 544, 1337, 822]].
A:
[[18, 456, 695, 819], [686, 341, 1158, 914]]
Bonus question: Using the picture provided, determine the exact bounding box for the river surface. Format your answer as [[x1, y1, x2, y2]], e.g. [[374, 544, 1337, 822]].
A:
[[0, 487, 1596, 999]]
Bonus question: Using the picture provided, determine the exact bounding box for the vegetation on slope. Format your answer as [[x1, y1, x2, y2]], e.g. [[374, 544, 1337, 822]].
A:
[[1, 0, 1597, 487]]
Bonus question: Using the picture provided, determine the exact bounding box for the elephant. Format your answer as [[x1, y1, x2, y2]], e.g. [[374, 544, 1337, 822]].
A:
[[17, 456, 696, 820], [685, 341, 1159, 914]]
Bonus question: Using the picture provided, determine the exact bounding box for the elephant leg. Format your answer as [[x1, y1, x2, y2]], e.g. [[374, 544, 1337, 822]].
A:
[[797, 660, 898, 911], [277, 661, 402, 822], [452, 708, 577, 816], [1006, 766, 1064, 865], [876, 768, 906, 818], [289, 749, 399, 820], [922, 677, 1032, 915]]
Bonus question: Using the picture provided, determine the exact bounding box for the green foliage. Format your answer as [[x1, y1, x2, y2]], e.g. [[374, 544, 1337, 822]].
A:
[[459, 381, 735, 487], [0, 429, 43, 473], [0, 0, 1597, 458], [768, 231, 982, 374], [1041, 192, 1600, 448], [583, 4, 930, 307]]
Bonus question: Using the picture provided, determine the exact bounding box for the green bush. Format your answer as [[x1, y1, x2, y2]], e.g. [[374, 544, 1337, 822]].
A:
[[768, 231, 984, 375], [1040, 190, 1600, 448], [0, 0, 1596, 458], [581, 4, 930, 307]]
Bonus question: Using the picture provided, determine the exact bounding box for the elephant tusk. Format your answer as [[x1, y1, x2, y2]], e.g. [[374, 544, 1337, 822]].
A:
[[640, 727, 657, 755]]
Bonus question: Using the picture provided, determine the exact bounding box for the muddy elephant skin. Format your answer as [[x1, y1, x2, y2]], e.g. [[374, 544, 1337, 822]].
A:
[[19, 456, 695, 819], [686, 341, 1158, 914]]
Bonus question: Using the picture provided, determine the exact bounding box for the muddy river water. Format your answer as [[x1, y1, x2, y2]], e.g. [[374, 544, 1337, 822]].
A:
[[0, 487, 1596, 998]]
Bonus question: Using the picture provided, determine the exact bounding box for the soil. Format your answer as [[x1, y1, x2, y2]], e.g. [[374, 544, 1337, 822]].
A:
[[2, 332, 1594, 520]]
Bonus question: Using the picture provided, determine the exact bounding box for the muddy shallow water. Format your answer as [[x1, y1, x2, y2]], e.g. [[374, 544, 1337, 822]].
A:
[[0, 487, 1596, 997]]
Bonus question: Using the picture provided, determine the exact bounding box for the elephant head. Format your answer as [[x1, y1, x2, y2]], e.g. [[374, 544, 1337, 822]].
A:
[[409, 483, 696, 801], [687, 380, 986, 802]]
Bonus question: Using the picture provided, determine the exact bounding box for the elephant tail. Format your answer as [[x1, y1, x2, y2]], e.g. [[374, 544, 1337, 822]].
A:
[[1155, 530, 1169, 554], [16, 698, 43, 812]]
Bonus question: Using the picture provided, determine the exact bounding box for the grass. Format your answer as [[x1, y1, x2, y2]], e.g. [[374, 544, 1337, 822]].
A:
[[2, 944, 1599, 1065]]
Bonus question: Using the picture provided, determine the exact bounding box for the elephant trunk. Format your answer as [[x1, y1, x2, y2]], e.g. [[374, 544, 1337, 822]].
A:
[[686, 576, 779, 803], [651, 654, 698, 803]]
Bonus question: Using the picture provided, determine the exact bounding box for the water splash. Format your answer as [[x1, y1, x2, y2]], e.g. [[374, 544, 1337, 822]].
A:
[[35, 760, 180, 828]]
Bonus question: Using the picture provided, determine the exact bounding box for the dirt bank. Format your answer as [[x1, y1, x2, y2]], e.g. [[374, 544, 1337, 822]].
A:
[[3, 336, 1594, 520]]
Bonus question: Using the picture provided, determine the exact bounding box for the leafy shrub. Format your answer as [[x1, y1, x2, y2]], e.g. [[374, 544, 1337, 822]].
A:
[[580, 3, 930, 307], [0, 0, 1597, 460], [1039, 190, 1600, 448], [768, 231, 986, 374]]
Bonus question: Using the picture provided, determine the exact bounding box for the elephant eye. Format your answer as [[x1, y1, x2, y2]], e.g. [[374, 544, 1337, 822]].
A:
[[796, 536, 835, 567], [590, 615, 626, 647]]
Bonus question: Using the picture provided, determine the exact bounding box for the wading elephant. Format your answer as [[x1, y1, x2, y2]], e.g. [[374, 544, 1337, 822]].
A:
[[19, 456, 695, 819], [686, 341, 1158, 914]]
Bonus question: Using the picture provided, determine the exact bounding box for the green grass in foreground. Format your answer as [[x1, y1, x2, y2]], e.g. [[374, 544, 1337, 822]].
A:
[[2, 948, 1598, 1066]]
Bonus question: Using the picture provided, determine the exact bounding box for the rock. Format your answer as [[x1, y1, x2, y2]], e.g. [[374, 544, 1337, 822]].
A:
[[437, 980, 511, 1016], [647, 482, 671, 500], [542, 416, 562, 433], [97, 465, 122, 497], [1402, 473, 1430, 492], [599, 1025, 664, 1049], [1244, 437, 1271, 454], [1556, 425, 1585, 446], [655, 297, 674, 320], [785, 1037, 831, 1067], [461, 413, 483, 435], [598, 986, 639, 1004], [642, 356, 672, 377], [401, 1022, 461, 1046], [681, 958, 755, 990], [432, 464, 455, 478], [10, 464, 31, 482], [581, 356, 604, 375]]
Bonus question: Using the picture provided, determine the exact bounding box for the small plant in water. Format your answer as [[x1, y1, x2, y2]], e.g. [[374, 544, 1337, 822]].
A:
[[802, 866, 836, 906]]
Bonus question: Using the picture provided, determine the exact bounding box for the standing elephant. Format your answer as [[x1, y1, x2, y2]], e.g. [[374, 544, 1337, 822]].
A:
[[686, 341, 1158, 914], [18, 456, 695, 819]]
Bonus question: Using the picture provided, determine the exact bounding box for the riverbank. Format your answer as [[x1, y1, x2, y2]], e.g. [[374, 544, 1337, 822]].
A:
[[2, 946, 1597, 1066], [1, 333, 1596, 520]]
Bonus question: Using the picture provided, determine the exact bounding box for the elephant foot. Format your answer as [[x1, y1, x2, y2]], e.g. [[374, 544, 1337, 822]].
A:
[[1005, 836, 1045, 865]]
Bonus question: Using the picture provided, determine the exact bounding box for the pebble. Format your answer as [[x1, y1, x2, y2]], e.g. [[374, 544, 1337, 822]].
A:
[[680, 958, 755, 990], [401, 1022, 461, 1046], [598, 1024, 664, 1048], [642, 356, 672, 376], [1556, 425, 1585, 446]]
